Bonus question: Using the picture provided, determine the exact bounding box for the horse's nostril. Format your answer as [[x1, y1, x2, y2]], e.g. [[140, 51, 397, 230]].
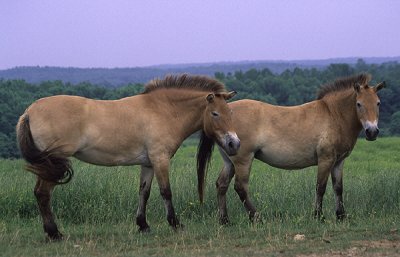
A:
[[228, 141, 234, 149]]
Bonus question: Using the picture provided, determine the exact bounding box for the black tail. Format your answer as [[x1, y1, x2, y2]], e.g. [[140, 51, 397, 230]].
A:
[[16, 114, 73, 184], [196, 131, 215, 203]]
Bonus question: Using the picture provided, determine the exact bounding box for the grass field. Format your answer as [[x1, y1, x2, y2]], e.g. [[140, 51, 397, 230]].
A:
[[0, 137, 399, 256]]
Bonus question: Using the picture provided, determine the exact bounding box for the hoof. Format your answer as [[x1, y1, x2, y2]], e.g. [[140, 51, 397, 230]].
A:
[[219, 216, 230, 225], [138, 225, 151, 233], [44, 223, 63, 241], [317, 216, 326, 223], [173, 223, 185, 231], [250, 212, 263, 224], [336, 212, 346, 221], [46, 231, 63, 241], [314, 211, 325, 222]]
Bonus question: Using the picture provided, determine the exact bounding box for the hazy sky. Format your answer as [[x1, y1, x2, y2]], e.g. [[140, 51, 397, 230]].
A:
[[1, 0, 399, 69]]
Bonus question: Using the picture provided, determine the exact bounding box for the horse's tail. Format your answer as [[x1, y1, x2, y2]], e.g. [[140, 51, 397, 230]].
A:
[[196, 131, 215, 203], [16, 113, 73, 184]]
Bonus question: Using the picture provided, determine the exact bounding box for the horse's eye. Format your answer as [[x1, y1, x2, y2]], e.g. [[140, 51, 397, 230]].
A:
[[377, 102, 381, 106], [212, 111, 219, 117], [356, 102, 362, 108]]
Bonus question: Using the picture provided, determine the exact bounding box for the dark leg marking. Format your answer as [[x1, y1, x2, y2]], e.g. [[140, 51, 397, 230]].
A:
[[34, 179, 63, 240], [136, 166, 153, 233], [160, 186, 181, 229]]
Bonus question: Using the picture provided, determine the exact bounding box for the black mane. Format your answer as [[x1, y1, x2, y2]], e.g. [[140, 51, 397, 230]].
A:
[[143, 74, 226, 94], [317, 73, 371, 99]]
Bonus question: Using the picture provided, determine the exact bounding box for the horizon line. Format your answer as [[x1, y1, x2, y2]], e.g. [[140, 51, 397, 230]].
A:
[[1, 55, 399, 71]]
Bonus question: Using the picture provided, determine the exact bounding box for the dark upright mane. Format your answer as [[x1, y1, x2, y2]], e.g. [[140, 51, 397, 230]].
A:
[[317, 73, 372, 100], [142, 74, 226, 94]]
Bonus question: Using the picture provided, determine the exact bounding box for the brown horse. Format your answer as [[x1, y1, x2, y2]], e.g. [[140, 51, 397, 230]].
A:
[[198, 73, 384, 224], [16, 74, 240, 240]]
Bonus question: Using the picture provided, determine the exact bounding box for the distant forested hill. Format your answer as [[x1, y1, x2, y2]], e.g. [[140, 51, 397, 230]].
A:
[[0, 59, 399, 158], [1, 57, 399, 86]]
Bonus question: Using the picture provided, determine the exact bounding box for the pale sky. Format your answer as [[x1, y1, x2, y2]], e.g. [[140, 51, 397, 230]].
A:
[[1, 0, 399, 69]]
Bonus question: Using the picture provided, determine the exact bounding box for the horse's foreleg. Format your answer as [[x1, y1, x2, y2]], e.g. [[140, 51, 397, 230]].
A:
[[216, 161, 235, 225], [331, 160, 345, 220], [153, 159, 182, 229], [233, 158, 258, 222], [314, 158, 335, 220], [34, 178, 63, 240], [136, 165, 154, 232]]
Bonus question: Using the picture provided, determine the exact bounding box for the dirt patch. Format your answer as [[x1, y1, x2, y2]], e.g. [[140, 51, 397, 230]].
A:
[[297, 239, 400, 257], [355, 239, 400, 249]]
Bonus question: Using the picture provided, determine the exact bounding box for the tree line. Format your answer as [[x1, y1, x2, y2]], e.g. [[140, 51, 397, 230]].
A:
[[1, 59, 399, 158], [1, 57, 398, 86]]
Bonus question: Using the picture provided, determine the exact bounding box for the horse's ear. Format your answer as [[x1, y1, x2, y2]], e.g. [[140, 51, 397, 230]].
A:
[[224, 91, 237, 100], [206, 93, 215, 103], [375, 81, 385, 92], [354, 82, 361, 93]]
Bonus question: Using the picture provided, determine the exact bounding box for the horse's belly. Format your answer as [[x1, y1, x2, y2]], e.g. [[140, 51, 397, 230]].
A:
[[73, 149, 150, 166], [255, 147, 317, 170]]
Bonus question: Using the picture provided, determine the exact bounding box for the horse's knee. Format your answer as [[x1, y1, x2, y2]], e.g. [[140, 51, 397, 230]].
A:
[[139, 184, 151, 200], [216, 181, 229, 195]]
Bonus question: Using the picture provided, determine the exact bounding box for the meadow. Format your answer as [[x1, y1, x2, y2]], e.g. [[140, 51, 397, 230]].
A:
[[0, 137, 399, 256]]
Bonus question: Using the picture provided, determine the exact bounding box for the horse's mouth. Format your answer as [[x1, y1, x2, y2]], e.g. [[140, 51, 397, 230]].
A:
[[364, 127, 379, 141], [366, 136, 377, 141]]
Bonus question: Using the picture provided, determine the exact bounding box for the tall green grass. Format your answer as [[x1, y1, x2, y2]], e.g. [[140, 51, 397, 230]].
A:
[[0, 137, 399, 256], [2, 137, 399, 223]]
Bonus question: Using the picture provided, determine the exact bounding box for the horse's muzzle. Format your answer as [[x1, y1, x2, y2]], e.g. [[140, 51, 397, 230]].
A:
[[365, 127, 379, 141], [223, 132, 240, 156]]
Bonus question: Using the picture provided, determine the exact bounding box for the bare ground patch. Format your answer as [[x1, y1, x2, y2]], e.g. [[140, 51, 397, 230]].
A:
[[297, 239, 400, 257]]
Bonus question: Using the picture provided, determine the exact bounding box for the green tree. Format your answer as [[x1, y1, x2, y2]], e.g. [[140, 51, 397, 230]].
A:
[[389, 111, 400, 135]]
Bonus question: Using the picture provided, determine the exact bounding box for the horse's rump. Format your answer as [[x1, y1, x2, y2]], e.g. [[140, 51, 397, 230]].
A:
[[16, 114, 73, 184]]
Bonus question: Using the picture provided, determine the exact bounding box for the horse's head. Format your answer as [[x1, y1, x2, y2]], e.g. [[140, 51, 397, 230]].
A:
[[353, 81, 385, 141], [203, 91, 240, 156]]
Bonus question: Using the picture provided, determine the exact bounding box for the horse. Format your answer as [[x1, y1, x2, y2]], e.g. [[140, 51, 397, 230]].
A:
[[16, 74, 240, 240], [197, 73, 384, 224]]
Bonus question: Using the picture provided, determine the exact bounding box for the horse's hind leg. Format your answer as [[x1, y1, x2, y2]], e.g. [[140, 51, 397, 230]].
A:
[[331, 160, 345, 220], [233, 155, 258, 222], [34, 178, 63, 240], [216, 148, 235, 224], [136, 165, 154, 232]]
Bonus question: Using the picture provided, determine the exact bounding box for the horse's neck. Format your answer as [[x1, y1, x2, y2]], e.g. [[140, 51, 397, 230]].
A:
[[323, 91, 362, 140], [156, 92, 206, 139]]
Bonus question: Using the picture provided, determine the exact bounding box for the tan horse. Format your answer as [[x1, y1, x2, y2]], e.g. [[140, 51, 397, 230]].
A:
[[16, 74, 240, 240], [199, 73, 384, 224]]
